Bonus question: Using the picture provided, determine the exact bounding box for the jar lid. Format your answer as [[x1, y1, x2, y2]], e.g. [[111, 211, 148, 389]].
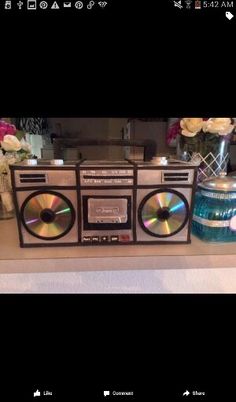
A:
[[199, 172, 236, 192]]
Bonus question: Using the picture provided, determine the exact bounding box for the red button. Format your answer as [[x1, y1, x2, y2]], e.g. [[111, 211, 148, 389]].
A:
[[120, 234, 130, 242]]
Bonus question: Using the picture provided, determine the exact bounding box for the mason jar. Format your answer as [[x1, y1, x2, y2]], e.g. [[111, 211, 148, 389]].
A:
[[192, 172, 236, 242]]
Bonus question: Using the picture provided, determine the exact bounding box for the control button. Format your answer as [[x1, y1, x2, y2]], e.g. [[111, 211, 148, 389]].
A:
[[103, 179, 112, 184], [111, 236, 119, 242], [101, 236, 109, 243], [92, 236, 99, 243], [50, 159, 64, 165], [120, 234, 130, 242], [83, 236, 92, 243]]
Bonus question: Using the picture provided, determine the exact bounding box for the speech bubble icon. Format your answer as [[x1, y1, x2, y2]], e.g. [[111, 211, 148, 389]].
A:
[[104, 391, 110, 396], [226, 11, 234, 20]]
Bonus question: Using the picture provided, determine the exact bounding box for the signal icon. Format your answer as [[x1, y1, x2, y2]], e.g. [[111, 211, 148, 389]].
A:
[[98, 1, 107, 7]]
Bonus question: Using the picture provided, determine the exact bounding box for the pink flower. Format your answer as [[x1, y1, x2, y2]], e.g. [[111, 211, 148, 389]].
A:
[[166, 120, 181, 145], [0, 120, 16, 142]]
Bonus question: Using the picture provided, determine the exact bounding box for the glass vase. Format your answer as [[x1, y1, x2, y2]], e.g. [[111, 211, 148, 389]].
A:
[[0, 172, 15, 220], [0, 191, 15, 220], [177, 132, 232, 182]]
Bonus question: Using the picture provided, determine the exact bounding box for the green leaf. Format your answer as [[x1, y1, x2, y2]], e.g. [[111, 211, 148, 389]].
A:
[[15, 130, 25, 141]]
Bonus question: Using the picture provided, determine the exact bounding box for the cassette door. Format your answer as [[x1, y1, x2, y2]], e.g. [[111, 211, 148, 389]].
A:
[[80, 189, 134, 244]]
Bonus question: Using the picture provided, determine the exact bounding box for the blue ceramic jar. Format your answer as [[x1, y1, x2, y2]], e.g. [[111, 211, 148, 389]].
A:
[[192, 172, 236, 242]]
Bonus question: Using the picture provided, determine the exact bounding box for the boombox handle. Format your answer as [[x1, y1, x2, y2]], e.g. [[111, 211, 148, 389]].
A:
[[53, 138, 157, 161]]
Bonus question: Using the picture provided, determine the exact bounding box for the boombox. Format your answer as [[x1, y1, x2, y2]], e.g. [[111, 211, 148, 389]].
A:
[[10, 158, 198, 247]]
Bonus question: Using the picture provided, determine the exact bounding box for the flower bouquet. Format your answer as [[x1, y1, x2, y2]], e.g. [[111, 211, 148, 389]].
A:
[[167, 118, 235, 181], [0, 119, 32, 219]]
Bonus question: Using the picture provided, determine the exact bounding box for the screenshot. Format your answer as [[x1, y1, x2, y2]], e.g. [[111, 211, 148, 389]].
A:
[[0, 1, 236, 401]]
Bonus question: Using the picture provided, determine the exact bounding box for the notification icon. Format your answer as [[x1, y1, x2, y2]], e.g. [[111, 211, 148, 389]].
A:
[[226, 11, 234, 20], [27, 0, 37, 9]]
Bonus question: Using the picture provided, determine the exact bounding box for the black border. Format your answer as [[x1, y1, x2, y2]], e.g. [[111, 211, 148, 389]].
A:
[[1, 294, 235, 401], [76, 159, 86, 244], [20, 189, 76, 241]]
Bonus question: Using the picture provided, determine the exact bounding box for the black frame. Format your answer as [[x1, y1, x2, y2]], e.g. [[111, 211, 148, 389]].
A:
[[10, 159, 198, 247]]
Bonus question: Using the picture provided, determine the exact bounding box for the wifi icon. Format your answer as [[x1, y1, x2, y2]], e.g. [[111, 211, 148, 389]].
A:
[[98, 1, 107, 7]]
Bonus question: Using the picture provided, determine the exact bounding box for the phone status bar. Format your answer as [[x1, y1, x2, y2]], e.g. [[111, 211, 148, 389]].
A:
[[172, 0, 235, 19], [0, 0, 109, 11], [0, 0, 235, 21]]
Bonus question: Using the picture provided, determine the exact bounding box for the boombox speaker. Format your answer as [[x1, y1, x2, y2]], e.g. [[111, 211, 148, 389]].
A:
[[10, 162, 79, 247], [135, 162, 197, 243]]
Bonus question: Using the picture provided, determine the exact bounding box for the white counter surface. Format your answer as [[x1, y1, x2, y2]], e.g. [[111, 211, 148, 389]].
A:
[[1, 218, 236, 275]]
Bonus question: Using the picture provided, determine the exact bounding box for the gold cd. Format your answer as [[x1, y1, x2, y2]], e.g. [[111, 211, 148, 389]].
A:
[[22, 192, 74, 239], [140, 191, 188, 237]]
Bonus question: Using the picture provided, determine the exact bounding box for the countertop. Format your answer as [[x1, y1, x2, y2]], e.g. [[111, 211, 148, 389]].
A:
[[1, 218, 236, 274]]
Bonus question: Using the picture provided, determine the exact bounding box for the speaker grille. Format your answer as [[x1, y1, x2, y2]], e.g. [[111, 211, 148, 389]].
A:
[[162, 171, 189, 183], [19, 173, 47, 184]]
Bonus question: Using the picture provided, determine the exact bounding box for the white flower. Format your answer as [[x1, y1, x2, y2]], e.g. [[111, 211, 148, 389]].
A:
[[20, 139, 32, 153], [1, 134, 21, 152], [180, 118, 204, 137], [204, 118, 234, 136]]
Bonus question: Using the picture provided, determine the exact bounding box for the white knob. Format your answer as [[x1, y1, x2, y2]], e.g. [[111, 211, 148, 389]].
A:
[[219, 171, 227, 177], [25, 159, 37, 166], [50, 159, 64, 165], [151, 156, 168, 165]]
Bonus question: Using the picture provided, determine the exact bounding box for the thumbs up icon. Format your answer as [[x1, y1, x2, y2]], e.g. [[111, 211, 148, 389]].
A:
[[33, 390, 41, 397]]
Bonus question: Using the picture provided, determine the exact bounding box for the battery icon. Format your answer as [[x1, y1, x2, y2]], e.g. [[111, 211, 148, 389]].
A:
[[195, 0, 201, 8], [27, 0, 37, 9]]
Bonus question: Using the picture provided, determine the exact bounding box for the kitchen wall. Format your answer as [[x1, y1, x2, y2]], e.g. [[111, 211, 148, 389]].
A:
[[48, 118, 110, 138], [126, 119, 172, 158], [47, 118, 128, 159], [46, 118, 170, 160], [230, 145, 236, 171]]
